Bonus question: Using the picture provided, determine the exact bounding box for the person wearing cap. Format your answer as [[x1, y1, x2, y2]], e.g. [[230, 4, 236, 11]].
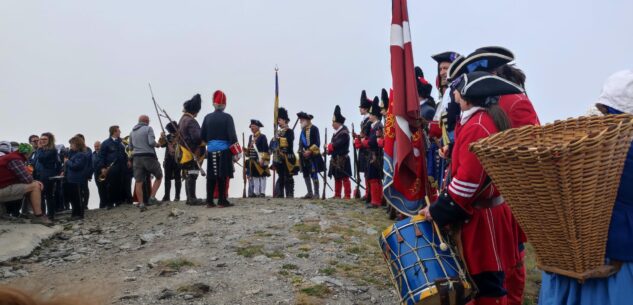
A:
[[431, 51, 461, 99], [201, 90, 241, 208], [0, 143, 52, 225], [361, 97, 384, 208], [297, 111, 325, 199], [415, 66, 436, 121], [271, 107, 297, 198], [178, 94, 204, 205], [538, 70, 633, 305], [246, 119, 270, 198], [420, 71, 524, 305], [448, 46, 539, 304], [354, 90, 374, 202], [158, 121, 181, 202], [327, 105, 352, 199]]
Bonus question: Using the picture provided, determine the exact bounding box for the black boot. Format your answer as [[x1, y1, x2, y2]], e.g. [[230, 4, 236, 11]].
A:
[[162, 180, 171, 202], [185, 175, 203, 205], [174, 178, 182, 201]]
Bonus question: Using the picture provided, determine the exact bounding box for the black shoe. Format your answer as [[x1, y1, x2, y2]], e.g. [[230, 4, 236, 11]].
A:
[[161, 196, 170, 202], [106, 205, 113, 210], [174, 196, 180, 201], [186, 199, 204, 206], [302, 194, 314, 199], [217, 199, 233, 208], [258, 194, 266, 198]]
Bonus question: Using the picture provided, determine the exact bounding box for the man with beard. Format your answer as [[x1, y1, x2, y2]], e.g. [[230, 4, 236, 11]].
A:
[[178, 94, 205, 205], [297, 111, 325, 199], [246, 119, 270, 198], [200, 90, 241, 208], [326, 105, 352, 200]]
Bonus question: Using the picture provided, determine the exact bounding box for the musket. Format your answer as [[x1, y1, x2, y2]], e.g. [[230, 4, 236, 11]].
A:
[[153, 98, 206, 177], [322, 128, 327, 200], [351, 123, 361, 198], [242, 132, 247, 198], [148, 83, 167, 136], [272, 66, 279, 197]]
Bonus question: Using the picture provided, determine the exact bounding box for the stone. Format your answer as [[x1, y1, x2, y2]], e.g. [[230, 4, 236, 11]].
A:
[[365, 228, 378, 235], [253, 255, 271, 263], [0, 224, 63, 263], [169, 208, 185, 217], [157, 289, 176, 300], [216, 263, 227, 268], [261, 209, 275, 214], [124, 276, 137, 282], [64, 254, 82, 261], [119, 294, 140, 301], [96, 238, 111, 245], [183, 294, 194, 300], [310, 276, 343, 287]]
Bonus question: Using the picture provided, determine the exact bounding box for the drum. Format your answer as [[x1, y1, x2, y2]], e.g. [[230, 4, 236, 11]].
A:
[[379, 215, 472, 305]]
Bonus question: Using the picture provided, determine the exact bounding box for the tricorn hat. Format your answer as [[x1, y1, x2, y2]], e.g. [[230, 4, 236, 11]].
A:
[[297, 111, 314, 120], [183, 94, 202, 114], [332, 105, 346, 124], [431, 51, 460, 64], [447, 46, 515, 81], [369, 96, 382, 117], [277, 107, 290, 122], [452, 71, 524, 101], [359, 90, 372, 109], [250, 119, 264, 128]]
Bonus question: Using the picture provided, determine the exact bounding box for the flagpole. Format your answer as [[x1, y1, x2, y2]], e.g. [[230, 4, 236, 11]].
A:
[[272, 66, 279, 197]]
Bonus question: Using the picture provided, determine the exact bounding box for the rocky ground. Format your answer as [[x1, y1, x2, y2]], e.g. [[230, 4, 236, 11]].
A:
[[0, 198, 401, 305]]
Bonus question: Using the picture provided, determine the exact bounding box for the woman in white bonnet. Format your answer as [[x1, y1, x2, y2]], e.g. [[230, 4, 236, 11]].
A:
[[539, 70, 633, 305]]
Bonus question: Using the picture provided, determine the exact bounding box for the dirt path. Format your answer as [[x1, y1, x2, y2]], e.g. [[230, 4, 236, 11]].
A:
[[1, 198, 399, 305]]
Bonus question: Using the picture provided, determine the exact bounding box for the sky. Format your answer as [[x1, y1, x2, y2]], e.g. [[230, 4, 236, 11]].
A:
[[1, 0, 632, 207]]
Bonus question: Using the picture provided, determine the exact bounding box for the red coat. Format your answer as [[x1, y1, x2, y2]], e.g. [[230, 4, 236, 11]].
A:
[[443, 108, 520, 275], [498, 94, 540, 128]]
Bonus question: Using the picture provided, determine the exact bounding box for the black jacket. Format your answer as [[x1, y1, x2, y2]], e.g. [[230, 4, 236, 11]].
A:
[[200, 110, 238, 145]]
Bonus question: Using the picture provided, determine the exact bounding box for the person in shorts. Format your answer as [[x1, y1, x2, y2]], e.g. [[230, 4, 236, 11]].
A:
[[129, 115, 163, 211]]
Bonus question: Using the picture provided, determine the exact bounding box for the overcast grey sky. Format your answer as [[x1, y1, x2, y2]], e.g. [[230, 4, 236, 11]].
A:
[[1, 0, 632, 203]]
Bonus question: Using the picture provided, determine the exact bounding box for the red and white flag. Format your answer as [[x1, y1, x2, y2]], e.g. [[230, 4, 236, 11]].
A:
[[383, 0, 429, 215]]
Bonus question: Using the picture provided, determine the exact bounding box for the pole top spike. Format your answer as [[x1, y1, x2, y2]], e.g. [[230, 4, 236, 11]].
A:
[[275, 65, 279, 71]]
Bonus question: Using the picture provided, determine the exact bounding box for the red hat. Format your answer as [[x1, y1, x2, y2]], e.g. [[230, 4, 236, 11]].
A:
[[213, 90, 227, 106]]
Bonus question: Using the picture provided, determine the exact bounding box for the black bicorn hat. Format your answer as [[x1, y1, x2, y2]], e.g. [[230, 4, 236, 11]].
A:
[[359, 90, 372, 109], [250, 119, 264, 128], [166, 121, 178, 134], [183, 93, 202, 114], [297, 111, 314, 120], [277, 107, 290, 122], [379, 88, 389, 111], [431, 51, 460, 64], [415, 66, 433, 98], [452, 71, 524, 100], [369, 96, 382, 117], [447, 46, 515, 81], [332, 105, 346, 124]]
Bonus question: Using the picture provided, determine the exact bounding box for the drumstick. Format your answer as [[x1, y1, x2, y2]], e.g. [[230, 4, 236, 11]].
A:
[[425, 196, 449, 251]]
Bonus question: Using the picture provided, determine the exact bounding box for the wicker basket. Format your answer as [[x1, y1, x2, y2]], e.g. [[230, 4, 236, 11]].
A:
[[469, 114, 633, 280]]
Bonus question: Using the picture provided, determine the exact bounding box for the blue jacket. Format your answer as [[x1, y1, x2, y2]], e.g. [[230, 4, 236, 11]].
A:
[[97, 137, 127, 171], [65, 150, 89, 184], [34, 148, 61, 180], [92, 150, 102, 180], [606, 142, 633, 261], [82, 148, 93, 180]]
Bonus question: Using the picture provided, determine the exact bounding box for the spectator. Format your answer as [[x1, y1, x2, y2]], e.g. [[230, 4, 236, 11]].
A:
[[129, 115, 163, 211], [0, 143, 52, 225], [34, 132, 61, 220], [76, 134, 92, 210], [97, 126, 129, 210], [64, 136, 89, 220], [92, 141, 107, 209]]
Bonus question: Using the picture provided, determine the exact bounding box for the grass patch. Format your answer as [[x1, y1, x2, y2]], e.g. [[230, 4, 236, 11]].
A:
[[300, 284, 331, 298], [265, 250, 286, 259], [236, 245, 264, 258], [297, 253, 310, 259], [278, 270, 290, 276], [293, 223, 321, 234], [523, 243, 541, 304], [327, 259, 338, 266], [319, 267, 336, 276], [346, 245, 365, 255], [282, 264, 299, 270], [254, 230, 273, 237], [299, 246, 311, 252], [158, 258, 197, 271]]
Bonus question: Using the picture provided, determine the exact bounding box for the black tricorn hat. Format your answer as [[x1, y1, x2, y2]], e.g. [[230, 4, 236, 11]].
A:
[[431, 51, 460, 64], [250, 119, 263, 128], [447, 46, 515, 81], [379, 88, 389, 111], [359, 90, 372, 109], [369, 96, 382, 117], [166, 121, 178, 134], [297, 111, 314, 120], [332, 105, 346, 124], [183, 94, 202, 114], [415, 66, 433, 98], [277, 107, 290, 122], [453, 71, 523, 100]]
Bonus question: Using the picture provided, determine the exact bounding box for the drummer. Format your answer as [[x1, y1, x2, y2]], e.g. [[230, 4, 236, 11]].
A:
[[420, 71, 524, 305], [538, 70, 633, 305]]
